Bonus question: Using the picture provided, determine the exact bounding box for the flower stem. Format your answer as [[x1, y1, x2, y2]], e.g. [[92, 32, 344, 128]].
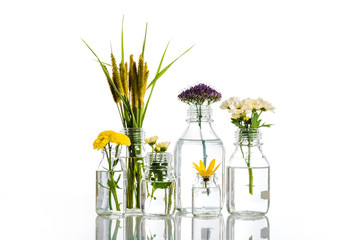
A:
[[197, 105, 208, 167], [247, 143, 253, 195]]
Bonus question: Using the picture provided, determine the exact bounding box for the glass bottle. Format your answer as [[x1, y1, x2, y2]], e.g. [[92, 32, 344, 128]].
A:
[[227, 128, 270, 215], [192, 173, 221, 216], [141, 152, 176, 215], [174, 105, 225, 212], [122, 128, 145, 213], [96, 146, 126, 215]]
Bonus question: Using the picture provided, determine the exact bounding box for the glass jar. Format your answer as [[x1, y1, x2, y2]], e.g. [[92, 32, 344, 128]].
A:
[[96, 146, 126, 215], [192, 173, 221, 216], [141, 152, 176, 215], [122, 128, 145, 213], [174, 105, 225, 212], [227, 128, 270, 215]]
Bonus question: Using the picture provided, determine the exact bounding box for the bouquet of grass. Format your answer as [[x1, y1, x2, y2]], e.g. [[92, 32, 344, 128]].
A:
[[84, 17, 192, 210]]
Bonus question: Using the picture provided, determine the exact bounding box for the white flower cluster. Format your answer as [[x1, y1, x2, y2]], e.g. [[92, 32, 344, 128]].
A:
[[220, 97, 275, 119]]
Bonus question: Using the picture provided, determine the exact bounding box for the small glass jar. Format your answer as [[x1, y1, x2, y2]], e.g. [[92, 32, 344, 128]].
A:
[[227, 128, 270, 215], [141, 152, 176, 215], [96, 146, 126, 216], [192, 173, 221, 216]]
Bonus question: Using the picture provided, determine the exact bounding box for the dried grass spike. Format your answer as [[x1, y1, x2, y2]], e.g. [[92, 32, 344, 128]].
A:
[[103, 65, 118, 103], [111, 53, 123, 102]]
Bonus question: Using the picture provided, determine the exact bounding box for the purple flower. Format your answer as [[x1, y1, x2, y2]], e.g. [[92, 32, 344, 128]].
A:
[[178, 83, 222, 105]]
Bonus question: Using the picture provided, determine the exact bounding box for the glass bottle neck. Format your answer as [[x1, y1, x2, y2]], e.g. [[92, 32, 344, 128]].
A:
[[195, 173, 217, 186], [145, 152, 173, 171], [235, 128, 262, 146], [123, 128, 145, 145], [187, 105, 213, 122]]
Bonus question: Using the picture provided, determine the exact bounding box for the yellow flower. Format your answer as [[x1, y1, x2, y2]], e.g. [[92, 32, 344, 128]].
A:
[[93, 130, 131, 150], [144, 136, 158, 146], [193, 159, 221, 179], [154, 142, 170, 152]]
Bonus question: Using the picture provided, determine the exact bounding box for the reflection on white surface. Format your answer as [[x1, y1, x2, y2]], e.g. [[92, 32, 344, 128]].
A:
[[96, 213, 270, 239], [226, 215, 269, 240], [175, 212, 224, 240], [96, 216, 125, 240], [140, 216, 175, 240], [192, 215, 224, 240]]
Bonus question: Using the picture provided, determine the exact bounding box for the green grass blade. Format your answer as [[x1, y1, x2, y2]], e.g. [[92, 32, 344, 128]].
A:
[[141, 44, 193, 125], [121, 15, 125, 64], [156, 41, 169, 76], [142, 23, 148, 57], [94, 59, 111, 66], [147, 44, 194, 89]]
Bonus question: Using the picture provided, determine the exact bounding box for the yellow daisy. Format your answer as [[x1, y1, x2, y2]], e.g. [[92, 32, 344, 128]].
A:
[[193, 159, 221, 179], [154, 141, 170, 152], [93, 130, 131, 150], [144, 136, 158, 146]]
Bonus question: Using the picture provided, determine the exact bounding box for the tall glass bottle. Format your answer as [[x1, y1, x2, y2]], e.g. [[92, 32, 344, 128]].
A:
[[122, 128, 145, 213], [174, 105, 225, 212], [227, 128, 270, 215]]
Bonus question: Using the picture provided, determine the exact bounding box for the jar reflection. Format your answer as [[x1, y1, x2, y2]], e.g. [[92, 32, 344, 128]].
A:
[[175, 212, 193, 239], [96, 216, 125, 240], [125, 215, 143, 240], [140, 216, 175, 240], [226, 215, 270, 240], [192, 215, 224, 240]]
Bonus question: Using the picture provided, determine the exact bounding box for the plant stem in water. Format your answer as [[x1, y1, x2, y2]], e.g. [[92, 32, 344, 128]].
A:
[[197, 105, 208, 167]]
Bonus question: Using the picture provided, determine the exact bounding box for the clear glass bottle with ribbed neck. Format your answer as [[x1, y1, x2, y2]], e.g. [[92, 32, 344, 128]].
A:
[[122, 128, 146, 213], [227, 128, 270, 215], [174, 105, 225, 212], [141, 152, 176, 215]]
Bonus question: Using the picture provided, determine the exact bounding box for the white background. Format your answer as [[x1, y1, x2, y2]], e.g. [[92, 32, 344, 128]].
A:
[[1, 0, 360, 239]]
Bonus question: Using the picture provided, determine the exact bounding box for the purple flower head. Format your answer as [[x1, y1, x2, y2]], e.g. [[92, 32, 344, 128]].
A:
[[178, 83, 222, 105]]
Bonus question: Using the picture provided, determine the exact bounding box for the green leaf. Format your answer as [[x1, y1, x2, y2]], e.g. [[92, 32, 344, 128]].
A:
[[98, 182, 110, 190], [147, 44, 194, 89], [107, 180, 116, 190], [121, 15, 124, 64], [260, 123, 273, 128], [142, 23, 148, 57], [151, 181, 172, 189], [116, 173, 122, 183], [94, 59, 111, 66]]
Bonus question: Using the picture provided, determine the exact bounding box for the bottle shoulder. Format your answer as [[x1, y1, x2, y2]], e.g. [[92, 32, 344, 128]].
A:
[[228, 145, 269, 167]]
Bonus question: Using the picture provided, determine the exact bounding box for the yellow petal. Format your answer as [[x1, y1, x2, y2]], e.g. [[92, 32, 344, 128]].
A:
[[199, 160, 206, 171], [193, 162, 201, 172], [207, 159, 215, 172], [213, 163, 221, 173]]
